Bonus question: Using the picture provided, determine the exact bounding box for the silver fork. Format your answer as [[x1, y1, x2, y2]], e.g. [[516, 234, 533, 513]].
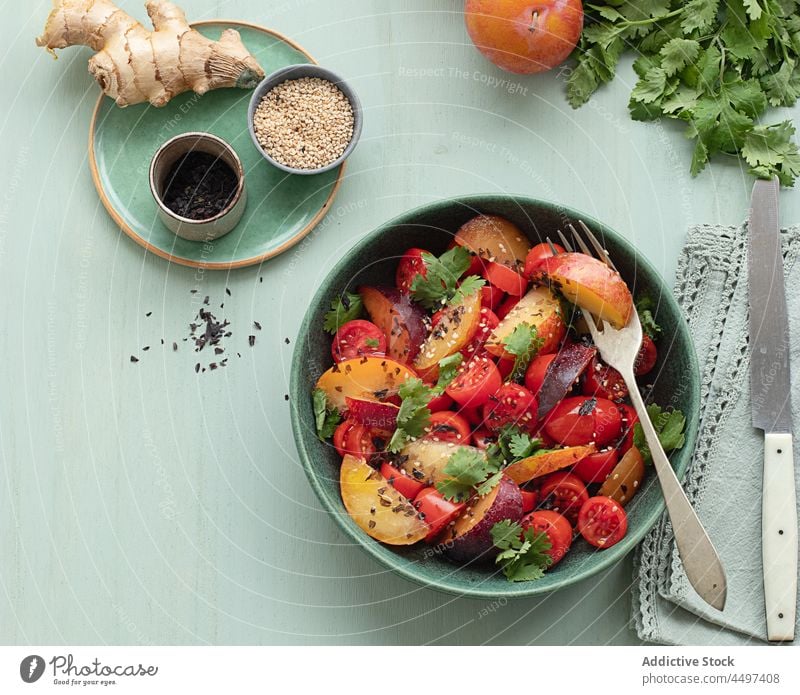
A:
[[555, 221, 727, 611]]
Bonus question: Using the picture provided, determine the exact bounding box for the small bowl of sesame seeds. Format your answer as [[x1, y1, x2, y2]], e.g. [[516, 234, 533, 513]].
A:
[[247, 64, 362, 175]]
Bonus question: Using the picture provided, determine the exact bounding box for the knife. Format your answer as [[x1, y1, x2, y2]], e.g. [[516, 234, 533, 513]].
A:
[[748, 177, 798, 642]]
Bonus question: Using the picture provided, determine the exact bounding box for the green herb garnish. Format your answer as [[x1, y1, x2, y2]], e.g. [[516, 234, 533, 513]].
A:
[[323, 291, 363, 334], [491, 520, 553, 582], [363, 337, 380, 348], [567, 1, 800, 185], [313, 388, 342, 440], [387, 378, 432, 453], [434, 353, 464, 393], [633, 404, 687, 464], [636, 296, 662, 339], [410, 247, 485, 309], [436, 448, 503, 502], [502, 322, 543, 382]]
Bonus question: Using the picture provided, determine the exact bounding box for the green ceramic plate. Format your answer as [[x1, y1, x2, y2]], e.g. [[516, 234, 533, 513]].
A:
[[89, 21, 343, 269], [290, 195, 701, 599]]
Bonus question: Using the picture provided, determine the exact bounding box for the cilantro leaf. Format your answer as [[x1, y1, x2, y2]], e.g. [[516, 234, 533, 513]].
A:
[[660, 38, 701, 77], [323, 291, 363, 334], [387, 378, 432, 453], [634, 404, 687, 464], [436, 448, 497, 502], [491, 520, 552, 582], [434, 353, 463, 393], [635, 296, 662, 339], [484, 425, 543, 469], [313, 388, 341, 441], [410, 247, 483, 309], [743, 121, 800, 186], [502, 322, 543, 382]]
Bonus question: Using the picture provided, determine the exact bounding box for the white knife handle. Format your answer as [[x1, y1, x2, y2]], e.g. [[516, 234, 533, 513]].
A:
[[763, 432, 797, 641]]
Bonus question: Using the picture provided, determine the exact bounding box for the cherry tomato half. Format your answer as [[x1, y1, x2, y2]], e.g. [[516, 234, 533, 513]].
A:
[[635, 334, 658, 376], [483, 383, 538, 433], [524, 353, 557, 395], [395, 247, 429, 293], [472, 428, 495, 450], [539, 471, 589, 525], [380, 462, 426, 500], [521, 510, 573, 565], [333, 420, 376, 458], [616, 403, 639, 455], [483, 261, 527, 296], [544, 396, 622, 448], [496, 357, 515, 381], [331, 319, 387, 363], [582, 356, 628, 402], [426, 390, 454, 413], [413, 487, 465, 542], [446, 356, 502, 408], [496, 294, 521, 320], [524, 242, 565, 278], [520, 489, 539, 514], [425, 411, 471, 445], [572, 447, 620, 484], [578, 496, 628, 548]]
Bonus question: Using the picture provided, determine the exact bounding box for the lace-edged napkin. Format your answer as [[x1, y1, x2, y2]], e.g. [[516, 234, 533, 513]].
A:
[[632, 222, 800, 645]]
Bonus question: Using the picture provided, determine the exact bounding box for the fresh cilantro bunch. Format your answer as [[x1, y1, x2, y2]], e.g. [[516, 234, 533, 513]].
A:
[[491, 520, 553, 582], [323, 291, 363, 334], [502, 322, 544, 382], [635, 295, 662, 339], [410, 246, 485, 309], [387, 378, 433, 452], [568, 0, 800, 185], [313, 388, 342, 440], [633, 403, 687, 463]]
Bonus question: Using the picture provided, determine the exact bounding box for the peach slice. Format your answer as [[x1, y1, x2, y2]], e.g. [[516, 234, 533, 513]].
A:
[[360, 286, 427, 363], [599, 446, 645, 506], [530, 253, 633, 329], [399, 440, 485, 486], [454, 214, 531, 271], [340, 455, 428, 545], [413, 290, 482, 373], [485, 286, 566, 359], [503, 444, 596, 485], [316, 356, 417, 411]]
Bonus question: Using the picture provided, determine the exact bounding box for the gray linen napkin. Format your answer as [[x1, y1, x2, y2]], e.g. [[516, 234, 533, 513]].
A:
[[632, 222, 800, 645]]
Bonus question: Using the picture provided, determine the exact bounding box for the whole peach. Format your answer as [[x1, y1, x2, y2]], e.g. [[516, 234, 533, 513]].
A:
[[465, 0, 584, 74]]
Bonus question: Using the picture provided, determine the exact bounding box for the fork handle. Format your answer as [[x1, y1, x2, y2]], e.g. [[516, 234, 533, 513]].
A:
[[625, 375, 727, 611]]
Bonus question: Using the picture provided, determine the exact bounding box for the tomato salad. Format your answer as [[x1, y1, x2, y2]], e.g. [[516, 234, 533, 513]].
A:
[[312, 214, 686, 581]]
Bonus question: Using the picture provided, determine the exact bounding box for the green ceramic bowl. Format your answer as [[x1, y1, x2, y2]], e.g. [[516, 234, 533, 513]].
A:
[[290, 195, 700, 598]]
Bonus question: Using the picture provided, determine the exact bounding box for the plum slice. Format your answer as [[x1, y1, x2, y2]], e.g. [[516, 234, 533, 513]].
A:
[[503, 444, 596, 485], [536, 342, 596, 420], [340, 455, 428, 545], [444, 476, 523, 564], [360, 286, 427, 363]]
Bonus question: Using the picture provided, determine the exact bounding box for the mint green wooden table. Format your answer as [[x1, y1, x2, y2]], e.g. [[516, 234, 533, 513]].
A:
[[3, 0, 799, 646]]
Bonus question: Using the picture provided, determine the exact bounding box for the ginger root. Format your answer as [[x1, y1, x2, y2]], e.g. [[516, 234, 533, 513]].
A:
[[36, 0, 265, 107]]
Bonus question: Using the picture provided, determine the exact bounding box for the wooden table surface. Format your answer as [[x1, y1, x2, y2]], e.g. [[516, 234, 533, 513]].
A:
[[3, 0, 800, 646]]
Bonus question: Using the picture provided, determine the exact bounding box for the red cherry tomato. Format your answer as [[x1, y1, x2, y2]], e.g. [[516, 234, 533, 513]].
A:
[[426, 390, 454, 413], [544, 396, 622, 447], [524, 353, 556, 395], [524, 242, 565, 277], [520, 489, 538, 514], [635, 334, 658, 376], [539, 471, 589, 525], [413, 487, 465, 542], [578, 496, 628, 548], [331, 319, 387, 363], [380, 462, 426, 500], [395, 247, 429, 293], [521, 510, 573, 565], [465, 252, 486, 277], [617, 404, 639, 454], [456, 404, 485, 427], [582, 356, 628, 401], [446, 356, 502, 408], [496, 294, 521, 320], [483, 261, 527, 296], [496, 356, 515, 380], [480, 282, 505, 311], [472, 428, 495, 450], [483, 383, 538, 433], [462, 307, 500, 360], [572, 447, 620, 484], [425, 411, 471, 445], [333, 420, 376, 458]]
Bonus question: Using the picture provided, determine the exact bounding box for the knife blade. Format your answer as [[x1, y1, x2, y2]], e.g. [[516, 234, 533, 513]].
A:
[[748, 177, 797, 642]]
